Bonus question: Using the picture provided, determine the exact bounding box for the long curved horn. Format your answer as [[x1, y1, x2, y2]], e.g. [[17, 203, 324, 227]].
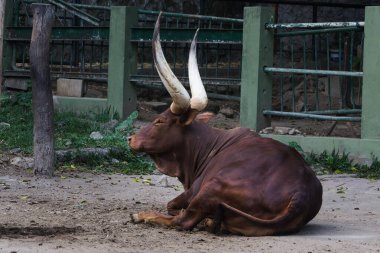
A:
[[153, 13, 190, 115], [188, 29, 208, 111]]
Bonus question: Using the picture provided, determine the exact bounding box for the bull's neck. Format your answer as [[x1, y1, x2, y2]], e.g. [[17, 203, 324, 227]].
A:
[[176, 121, 225, 189]]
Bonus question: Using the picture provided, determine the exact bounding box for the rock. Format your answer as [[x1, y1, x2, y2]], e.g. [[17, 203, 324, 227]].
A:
[[259, 127, 274, 134], [219, 107, 235, 118], [157, 175, 169, 187], [102, 119, 119, 133], [4, 78, 29, 91], [0, 122, 10, 129], [111, 158, 120, 164], [274, 126, 292, 135], [90, 131, 103, 140], [140, 101, 168, 113], [9, 148, 22, 154], [10, 157, 34, 169]]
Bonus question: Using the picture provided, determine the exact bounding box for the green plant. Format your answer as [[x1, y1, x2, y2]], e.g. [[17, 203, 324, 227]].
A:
[[1, 90, 154, 174], [287, 142, 380, 179]]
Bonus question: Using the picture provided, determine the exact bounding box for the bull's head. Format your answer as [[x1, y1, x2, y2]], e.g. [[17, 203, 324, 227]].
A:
[[128, 13, 208, 176]]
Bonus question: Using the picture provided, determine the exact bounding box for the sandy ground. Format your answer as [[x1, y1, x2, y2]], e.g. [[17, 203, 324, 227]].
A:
[[0, 164, 379, 253]]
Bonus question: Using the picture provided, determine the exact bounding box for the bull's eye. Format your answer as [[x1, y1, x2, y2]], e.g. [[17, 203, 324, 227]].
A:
[[153, 118, 165, 126]]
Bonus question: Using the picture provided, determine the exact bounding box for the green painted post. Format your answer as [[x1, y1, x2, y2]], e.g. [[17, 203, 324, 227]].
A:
[[1, 0, 15, 92], [107, 6, 137, 119], [240, 7, 275, 131], [361, 6, 380, 140]]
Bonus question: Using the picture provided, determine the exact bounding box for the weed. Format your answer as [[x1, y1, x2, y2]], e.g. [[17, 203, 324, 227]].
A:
[[288, 142, 380, 179], [1, 90, 154, 174]]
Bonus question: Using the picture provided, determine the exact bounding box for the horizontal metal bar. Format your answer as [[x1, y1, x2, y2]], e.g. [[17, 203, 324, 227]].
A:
[[263, 110, 361, 122], [5, 26, 109, 41], [305, 109, 362, 115], [132, 82, 240, 101], [266, 21, 364, 30], [138, 10, 243, 24], [131, 28, 242, 44], [130, 75, 241, 86], [47, 0, 100, 26], [3, 70, 107, 81], [23, 0, 111, 10], [264, 67, 363, 77], [276, 27, 363, 37]]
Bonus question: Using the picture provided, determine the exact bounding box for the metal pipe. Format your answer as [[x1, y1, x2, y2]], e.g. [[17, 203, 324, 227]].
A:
[[264, 67, 363, 77], [263, 110, 361, 122], [305, 109, 362, 115], [266, 21, 364, 29], [276, 27, 363, 37], [138, 10, 243, 24]]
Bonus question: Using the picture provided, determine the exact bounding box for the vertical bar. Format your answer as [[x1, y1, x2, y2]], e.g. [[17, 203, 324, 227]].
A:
[[314, 34, 319, 111], [290, 37, 295, 111], [205, 43, 208, 77], [339, 32, 344, 109], [227, 44, 231, 78], [349, 30, 355, 108], [1, 0, 15, 90], [107, 6, 138, 119], [215, 44, 219, 78], [0, 0, 5, 94], [303, 35, 308, 112], [361, 6, 380, 139], [99, 41, 104, 72], [90, 40, 94, 72], [60, 40, 64, 72], [240, 7, 274, 131], [326, 33, 331, 109], [279, 38, 284, 111]]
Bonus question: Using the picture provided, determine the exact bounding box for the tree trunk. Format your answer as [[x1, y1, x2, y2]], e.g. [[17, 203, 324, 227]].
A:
[[29, 4, 55, 177]]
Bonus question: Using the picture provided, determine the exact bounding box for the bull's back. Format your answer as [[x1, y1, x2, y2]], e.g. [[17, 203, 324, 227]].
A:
[[201, 135, 322, 234]]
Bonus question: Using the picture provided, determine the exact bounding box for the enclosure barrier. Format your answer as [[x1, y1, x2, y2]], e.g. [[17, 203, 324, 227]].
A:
[[240, 6, 380, 160], [3, 1, 244, 118]]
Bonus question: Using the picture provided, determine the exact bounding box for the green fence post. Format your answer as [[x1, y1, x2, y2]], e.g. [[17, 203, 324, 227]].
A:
[[361, 6, 380, 140], [240, 6, 274, 132], [1, 0, 15, 93], [107, 6, 137, 119]]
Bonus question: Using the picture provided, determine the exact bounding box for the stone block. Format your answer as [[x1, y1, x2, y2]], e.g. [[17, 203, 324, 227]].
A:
[[4, 78, 29, 91], [57, 78, 84, 97]]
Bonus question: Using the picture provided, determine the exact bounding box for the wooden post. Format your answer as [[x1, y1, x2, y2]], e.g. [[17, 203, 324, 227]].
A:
[[107, 6, 138, 119], [29, 4, 55, 176], [240, 7, 275, 131], [361, 6, 380, 140], [0, 0, 5, 98]]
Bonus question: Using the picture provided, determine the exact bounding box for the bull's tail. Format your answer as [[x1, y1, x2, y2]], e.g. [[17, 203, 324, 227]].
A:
[[220, 192, 308, 227]]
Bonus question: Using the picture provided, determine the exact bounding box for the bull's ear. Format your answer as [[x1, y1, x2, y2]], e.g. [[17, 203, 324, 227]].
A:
[[178, 109, 199, 126], [195, 112, 215, 123]]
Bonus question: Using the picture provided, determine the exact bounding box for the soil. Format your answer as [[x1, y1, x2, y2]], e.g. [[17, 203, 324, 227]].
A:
[[0, 99, 375, 252], [1, 156, 380, 252]]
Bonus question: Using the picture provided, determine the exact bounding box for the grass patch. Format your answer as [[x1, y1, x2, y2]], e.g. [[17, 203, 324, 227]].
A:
[[0, 90, 154, 174], [289, 141, 380, 180]]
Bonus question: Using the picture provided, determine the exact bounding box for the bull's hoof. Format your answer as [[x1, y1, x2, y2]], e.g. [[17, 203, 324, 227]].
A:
[[130, 213, 142, 223]]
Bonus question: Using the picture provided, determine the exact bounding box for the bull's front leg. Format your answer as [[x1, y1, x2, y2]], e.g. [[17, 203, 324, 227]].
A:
[[131, 193, 208, 230], [167, 190, 192, 215]]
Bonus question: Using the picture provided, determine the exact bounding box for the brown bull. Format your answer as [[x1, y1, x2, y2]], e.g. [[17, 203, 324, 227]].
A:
[[129, 13, 323, 236]]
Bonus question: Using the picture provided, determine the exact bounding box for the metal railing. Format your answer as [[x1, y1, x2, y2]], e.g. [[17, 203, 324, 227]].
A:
[[131, 10, 243, 101], [5, 2, 244, 101], [4, 0, 110, 82], [264, 21, 364, 121]]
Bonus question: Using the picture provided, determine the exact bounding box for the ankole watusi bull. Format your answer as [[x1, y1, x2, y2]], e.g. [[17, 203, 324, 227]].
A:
[[129, 13, 323, 236]]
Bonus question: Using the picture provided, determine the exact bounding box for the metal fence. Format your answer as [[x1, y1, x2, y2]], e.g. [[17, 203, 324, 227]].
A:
[[131, 10, 243, 101], [4, 1, 244, 101], [4, 0, 110, 82], [264, 22, 364, 122]]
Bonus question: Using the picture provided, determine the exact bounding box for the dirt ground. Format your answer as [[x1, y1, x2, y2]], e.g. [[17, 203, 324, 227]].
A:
[[0, 161, 380, 253]]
